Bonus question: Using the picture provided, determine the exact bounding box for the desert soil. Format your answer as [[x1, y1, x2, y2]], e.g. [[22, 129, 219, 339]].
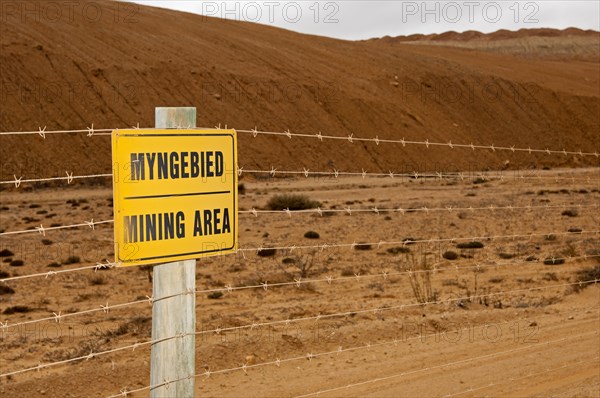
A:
[[0, 168, 598, 397]]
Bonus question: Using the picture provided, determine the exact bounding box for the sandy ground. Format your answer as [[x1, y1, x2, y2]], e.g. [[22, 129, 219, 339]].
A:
[[0, 168, 599, 397]]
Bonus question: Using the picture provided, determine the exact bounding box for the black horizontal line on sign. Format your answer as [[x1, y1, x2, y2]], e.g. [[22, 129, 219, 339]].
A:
[[124, 191, 231, 200]]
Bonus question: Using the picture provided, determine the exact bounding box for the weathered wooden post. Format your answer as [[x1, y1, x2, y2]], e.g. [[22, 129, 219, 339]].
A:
[[150, 107, 196, 397], [112, 106, 237, 396]]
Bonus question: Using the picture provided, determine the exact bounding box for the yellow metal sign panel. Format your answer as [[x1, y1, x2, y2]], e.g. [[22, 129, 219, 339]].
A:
[[111, 129, 237, 266]]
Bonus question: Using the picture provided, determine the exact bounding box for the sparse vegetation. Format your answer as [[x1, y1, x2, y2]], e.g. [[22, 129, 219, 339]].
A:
[[0, 285, 15, 295], [387, 246, 410, 255], [9, 260, 24, 267], [208, 291, 224, 299], [64, 255, 81, 264], [47, 262, 61, 268], [443, 251, 459, 260], [41, 239, 53, 245], [89, 276, 107, 285], [0, 249, 14, 257], [561, 209, 578, 217], [407, 258, 438, 304], [303, 231, 320, 239], [569, 265, 600, 293], [257, 248, 276, 257], [266, 194, 320, 211], [354, 243, 372, 251], [544, 257, 565, 265], [542, 272, 559, 281], [498, 252, 515, 259], [3, 305, 31, 314], [456, 241, 484, 249]]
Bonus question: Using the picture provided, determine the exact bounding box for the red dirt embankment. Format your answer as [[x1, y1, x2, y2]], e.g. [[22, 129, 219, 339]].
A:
[[1, 1, 599, 184]]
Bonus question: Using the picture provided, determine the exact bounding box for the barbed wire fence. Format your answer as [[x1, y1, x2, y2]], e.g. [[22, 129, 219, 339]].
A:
[[1, 124, 599, 397]]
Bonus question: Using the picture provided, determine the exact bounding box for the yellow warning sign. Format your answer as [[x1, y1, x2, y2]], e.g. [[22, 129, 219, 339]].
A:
[[111, 129, 238, 266]]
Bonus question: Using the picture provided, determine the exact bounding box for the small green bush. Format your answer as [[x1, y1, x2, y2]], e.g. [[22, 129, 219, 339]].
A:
[[266, 194, 320, 211]]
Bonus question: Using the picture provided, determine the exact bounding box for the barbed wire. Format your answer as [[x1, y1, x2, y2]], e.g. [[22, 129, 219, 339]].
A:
[[195, 254, 599, 297], [3, 166, 598, 188], [0, 173, 111, 187], [0, 219, 113, 237], [3, 126, 598, 159], [0, 261, 116, 283], [2, 228, 598, 284], [236, 230, 600, 255], [109, 316, 600, 397], [3, 255, 593, 333], [238, 167, 597, 183], [2, 202, 597, 237], [239, 203, 599, 218], [0, 328, 170, 378], [233, 127, 600, 158], [0, 295, 149, 332], [447, 357, 600, 397], [3, 282, 596, 380], [194, 280, 599, 338], [292, 330, 600, 398], [0, 125, 113, 137]]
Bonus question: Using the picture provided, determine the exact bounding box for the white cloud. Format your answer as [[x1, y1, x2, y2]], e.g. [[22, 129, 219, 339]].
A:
[[128, 1, 600, 40]]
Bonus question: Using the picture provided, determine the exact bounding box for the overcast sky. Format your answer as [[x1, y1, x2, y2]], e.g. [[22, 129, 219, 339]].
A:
[[128, 1, 600, 40]]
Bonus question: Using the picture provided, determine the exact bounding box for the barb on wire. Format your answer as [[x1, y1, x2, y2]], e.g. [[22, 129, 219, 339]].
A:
[[0, 173, 112, 186], [0, 259, 117, 283], [0, 293, 147, 332], [237, 167, 596, 183], [238, 203, 599, 217], [0, 127, 113, 136], [0, 326, 190, 378], [0, 219, 113, 237]]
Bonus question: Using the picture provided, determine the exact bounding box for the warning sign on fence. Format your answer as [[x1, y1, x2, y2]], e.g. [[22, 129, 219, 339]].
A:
[[111, 129, 238, 266]]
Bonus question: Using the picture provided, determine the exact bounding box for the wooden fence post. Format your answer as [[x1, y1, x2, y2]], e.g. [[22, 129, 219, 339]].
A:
[[150, 107, 196, 397]]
